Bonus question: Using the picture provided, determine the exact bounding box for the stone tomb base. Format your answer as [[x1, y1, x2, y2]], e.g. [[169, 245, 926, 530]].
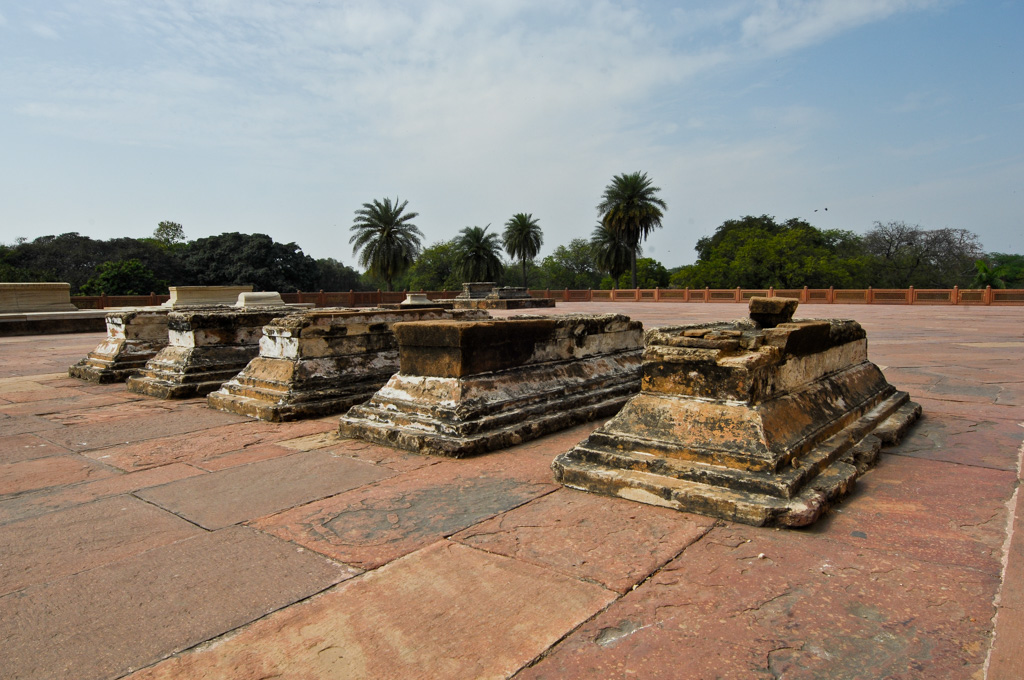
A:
[[450, 282, 555, 310], [69, 308, 171, 383], [338, 314, 643, 457], [126, 306, 294, 399], [207, 307, 488, 421], [552, 301, 921, 527]]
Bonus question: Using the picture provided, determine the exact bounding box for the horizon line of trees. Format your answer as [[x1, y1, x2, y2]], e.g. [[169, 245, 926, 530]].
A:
[[3, 181, 1021, 294]]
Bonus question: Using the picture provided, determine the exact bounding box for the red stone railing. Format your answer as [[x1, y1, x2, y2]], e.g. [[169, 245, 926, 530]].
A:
[[70, 286, 1024, 309]]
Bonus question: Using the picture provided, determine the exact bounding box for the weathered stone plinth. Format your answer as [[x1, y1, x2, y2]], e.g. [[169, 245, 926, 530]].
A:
[[552, 301, 921, 527], [162, 286, 252, 308], [126, 307, 294, 399], [451, 283, 554, 310], [338, 314, 643, 457], [0, 283, 78, 313], [207, 307, 489, 421], [69, 308, 171, 383]]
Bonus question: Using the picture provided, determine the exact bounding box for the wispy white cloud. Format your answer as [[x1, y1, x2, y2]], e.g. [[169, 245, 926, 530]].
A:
[[29, 22, 60, 39]]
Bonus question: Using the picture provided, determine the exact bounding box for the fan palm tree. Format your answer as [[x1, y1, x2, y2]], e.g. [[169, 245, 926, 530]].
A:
[[502, 213, 543, 288], [971, 259, 1007, 289], [349, 197, 423, 291], [455, 225, 504, 283], [597, 171, 667, 288], [590, 222, 634, 289]]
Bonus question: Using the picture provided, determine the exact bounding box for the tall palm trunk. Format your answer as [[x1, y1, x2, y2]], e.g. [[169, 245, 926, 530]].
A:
[[521, 258, 528, 288], [630, 249, 638, 289]]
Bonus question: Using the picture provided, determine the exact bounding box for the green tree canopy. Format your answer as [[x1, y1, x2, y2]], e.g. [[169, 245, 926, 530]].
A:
[[597, 171, 667, 288], [673, 215, 869, 289], [502, 213, 543, 288], [349, 197, 423, 291], [312, 258, 364, 291], [536, 238, 602, 290], [590, 222, 633, 289], [181, 232, 316, 292], [454, 225, 504, 283], [153, 221, 186, 247], [614, 257, 669, 289], [79, 259, 167, 295], [407, 240, 463, 291]]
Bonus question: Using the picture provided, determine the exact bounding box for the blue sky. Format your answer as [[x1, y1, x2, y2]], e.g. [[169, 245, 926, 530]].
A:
[[1, 0, 1021, 267]]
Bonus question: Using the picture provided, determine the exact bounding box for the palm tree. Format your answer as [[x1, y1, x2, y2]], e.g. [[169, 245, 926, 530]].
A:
[[502, 213, 543, 288], [971, 259, 1007, 289], [597, 171, 667, 288], [455, 225, 504, 282], [349, 197, 423, 291], [590, 222, 634, 289]]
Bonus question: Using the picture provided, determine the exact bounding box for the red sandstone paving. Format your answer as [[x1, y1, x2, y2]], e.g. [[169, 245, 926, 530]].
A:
[[518, 523, 998, 680], [316, 436, 442, 473], [0, 390, 143, 417], [0, 432, 72, 463], [452, 488, 716, 593], [806, 454, 1012, 573], [0, 525, 357, 680], [988, 458, 1024, 679], [0, 494, 203, 596], [81, 416, 335, 471], [0, 306, 1022, 679], [0, 462, 204, 525], [0, 453, 116, 496], [191, 441, 298, 471], [254, 445, 561, 569], [128, 540, 616, 680], [137, 450, 395, 530], [884, 410, 1024, 471]]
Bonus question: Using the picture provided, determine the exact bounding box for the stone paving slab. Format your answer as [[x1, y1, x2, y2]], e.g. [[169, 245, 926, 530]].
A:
[[0, 454, 116, 496], [127, 540, 616, 680], [255, 447, 560, 569], [0, 391, 142, 418], [519, 522, 998, 680], [807, 454, 1013, 573], [189, 442, 298, 471], [0, 462, 203, 525], [988, 447, 1024, 678], [81, 417, 336, 471], [452, 488, 716, 593], [0, 432, 72, 463], [0, 525, 357, 680], [36, 400, 244, 451], [0, 412, 64, 435], [137, 450, 395, 530], [884, 410, 1024, 471], [0, 494, 203, 596]]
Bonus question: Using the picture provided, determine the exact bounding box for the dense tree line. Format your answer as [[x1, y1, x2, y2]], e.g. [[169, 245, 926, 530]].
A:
[[2, 198, 1017, 295], [0, 230, 361, 295]]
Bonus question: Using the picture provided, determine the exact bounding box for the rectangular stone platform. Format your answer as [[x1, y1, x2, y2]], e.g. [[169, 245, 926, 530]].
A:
[[69, 308, 171, 383], [552, 298, 921, 527], [162, 286, 253, 308], [338, 314, 643, 457], [207, 307, 489, 421], [126, 306, 295, 399], [0, 283, 78, 313]]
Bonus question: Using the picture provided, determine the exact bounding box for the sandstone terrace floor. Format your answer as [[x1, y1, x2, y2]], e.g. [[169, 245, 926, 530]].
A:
[[0, 302, 1021, 679]]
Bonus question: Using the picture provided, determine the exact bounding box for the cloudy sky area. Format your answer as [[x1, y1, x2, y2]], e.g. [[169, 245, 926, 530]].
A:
[[1, 0, 1021, 267]]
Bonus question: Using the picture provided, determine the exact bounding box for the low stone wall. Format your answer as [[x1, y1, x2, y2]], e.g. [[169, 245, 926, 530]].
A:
[[552, 298, 921, 527], [338, 313, 643, 457], [0, 283, 78, 313], [207, 307, 489, 421], [162, 286, 253, 308]]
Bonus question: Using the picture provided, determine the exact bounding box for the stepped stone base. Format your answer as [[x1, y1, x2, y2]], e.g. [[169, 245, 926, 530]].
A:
[[552, 298, 921, 527], [126, 307, 294, 399], [451, 297, 556, 310], [69, 308, 171, 383], [338, 314, 643, 457], [207, 307, 489, 421]]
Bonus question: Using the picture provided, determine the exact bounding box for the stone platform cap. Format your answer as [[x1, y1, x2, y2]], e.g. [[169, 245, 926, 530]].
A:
[[207, 307, 489, 422], [454, 282, 496, 299], [234, 291, 286, 307], [0, 282, 78, 313], [69, 308, 172, 383], [552, 315, 921, 527], [486, 286, 532, 300], [748, 295, 799, 327], [126, 306, 294, 399], [161, 285, 253, 308], [338, 314, 644, 458]]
